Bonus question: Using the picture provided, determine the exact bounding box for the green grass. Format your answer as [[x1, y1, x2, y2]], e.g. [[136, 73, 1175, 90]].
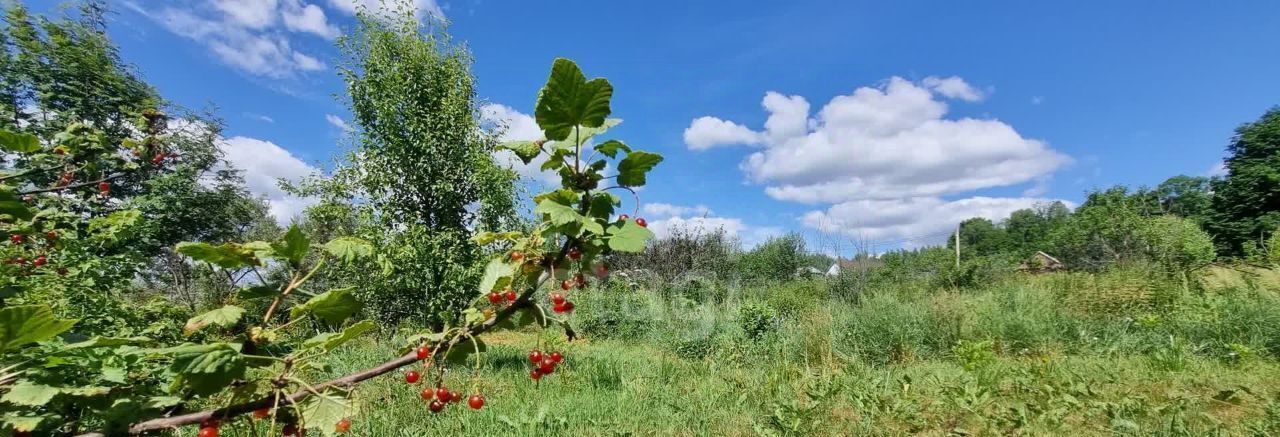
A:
[[218, 269, 1280, 436]]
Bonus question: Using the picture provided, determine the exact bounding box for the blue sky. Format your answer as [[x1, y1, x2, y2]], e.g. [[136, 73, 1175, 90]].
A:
[[37, 0, 1280, 254]]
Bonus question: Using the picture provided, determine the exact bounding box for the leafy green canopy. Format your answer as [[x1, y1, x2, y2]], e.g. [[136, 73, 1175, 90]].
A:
[[1208, 107, 1280, 256]]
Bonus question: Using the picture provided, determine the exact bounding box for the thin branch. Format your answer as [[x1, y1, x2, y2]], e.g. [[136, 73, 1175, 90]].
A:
[[16, 171, 129, 196]]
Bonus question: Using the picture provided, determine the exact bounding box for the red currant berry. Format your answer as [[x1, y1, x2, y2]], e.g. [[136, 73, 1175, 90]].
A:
[[553, 302, 567, 313], [560, 280, 571, 291], [510, 251, 524, 261], [429, 400, 445, 413], [574, 272, 586, 288], [564, 301, 576, 312], [636, 218, 648, 227], [488, 292, 502, 304], [253, 408, 271, 420], [550, 293, 565, 305], [416, 346, 431, 360], [32, 256, 46, 267], [468, 394, 485, 410], [567, 247, 581, 260], [200, 418, 220, 429], [198, 426, 218, 437], [10, 234, 22, 244], [45, 231, 56, 240], [449, 390, 461, 403], [404, 370, 420, 384], [504, 289, 517, 302], [435, 387, 450, 402], [98, 182, 110, 192], [335, 418, 351, 433], [420, 387, 435, 401], [550, 351, 563, 363], [539, 358, 556, 374], [618, 214, 629, 221], [530, 369, 543, 380], [529, 349, 543, 363]]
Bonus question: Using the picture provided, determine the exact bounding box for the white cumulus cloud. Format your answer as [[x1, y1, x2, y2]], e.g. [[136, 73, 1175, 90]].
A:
[[802, 196, 1073, 245], [922, 76, 985, 102], [325, 114, 352, 132], [326, 0, 444, 20], [218, 136, 320, 222], [479, 103, 560, 185]]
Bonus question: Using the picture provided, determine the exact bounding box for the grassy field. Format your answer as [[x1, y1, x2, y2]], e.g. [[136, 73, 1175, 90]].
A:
[[224, 266, 1280, 436]]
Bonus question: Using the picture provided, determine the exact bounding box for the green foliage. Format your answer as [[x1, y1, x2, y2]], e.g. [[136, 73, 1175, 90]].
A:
[[1208, 107, 1280, 256], [739, 233, 806, 283], [737, 301, 779, 341], [1139, 215, 1216, 271]]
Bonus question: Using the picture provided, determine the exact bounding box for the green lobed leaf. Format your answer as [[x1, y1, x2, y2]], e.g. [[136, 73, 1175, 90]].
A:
[[498, 140, 543, 164], [534, 58, 614, 141], [607, 220, 655, 253], [160, 343, 246, 396], [322, 237, 373, 263], [291, 289, 362, 324], [0, 305, 78, 353], [298, 389, 357, 437], [593, 139, 631, 159], [550, 119, 622, 149], [535, 199, 585, 229], [0, 383, 60, 406], [176, 242, 260, 269], [0, 414, 42, 432], [472, 231, 524, 245], [183, 305, 245, 335], [477, 257, 516, 295], [0, 129, 40, 153], [587, 192, 620, 220], [616, 151, 664, 187], [272, 225, 310, 265], [301, 320, 376, 351]]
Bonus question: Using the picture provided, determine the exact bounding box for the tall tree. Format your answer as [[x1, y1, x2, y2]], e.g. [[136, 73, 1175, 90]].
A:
[[1154, 175, 1212, 221], [1208, 107, 1280, 255], [324, 5, 519, 325]]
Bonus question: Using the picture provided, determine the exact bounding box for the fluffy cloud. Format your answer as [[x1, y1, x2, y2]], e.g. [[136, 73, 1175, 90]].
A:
[[802, 196, 1071, 245], [921, 76, 985, 102], [327, 0, 444, 20], [687, 75, 1074, 246], [683, 117, 761, 150], [479, 103, 560, 185], [218, 136, 320, 222], [124, 1, 333, 79], [685, 76, 1070, 204], [325, 114, 352, 132]]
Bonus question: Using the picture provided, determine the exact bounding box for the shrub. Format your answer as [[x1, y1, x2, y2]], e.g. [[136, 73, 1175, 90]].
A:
[[737, 301, 780, 341], [1140, 215, 1216, 272], [738, 233, 807, 282]]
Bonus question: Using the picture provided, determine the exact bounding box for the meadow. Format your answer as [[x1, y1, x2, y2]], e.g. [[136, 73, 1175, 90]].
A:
[[280, 266, 1280, 436]]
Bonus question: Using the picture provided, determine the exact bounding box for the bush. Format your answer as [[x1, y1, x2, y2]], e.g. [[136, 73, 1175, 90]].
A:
[[738, 233, 807, 282], [577, 286, 659, 340], [737, 301, 780, 341], [609, 226, 737, 284], [1140, 215, 1216, 272]]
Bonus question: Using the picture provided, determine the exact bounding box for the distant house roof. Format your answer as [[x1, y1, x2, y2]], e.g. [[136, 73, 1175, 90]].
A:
[[1018, 251, 1064, 272]]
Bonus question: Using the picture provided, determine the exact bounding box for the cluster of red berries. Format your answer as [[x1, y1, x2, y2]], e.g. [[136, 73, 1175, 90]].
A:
[[98, 181, 110, 198], [550, 292, 575, 314], [405, 372, 485, 413], [527, 349, 564, 381], [5, 232, 58, 272], [487, 287, 518, 305]]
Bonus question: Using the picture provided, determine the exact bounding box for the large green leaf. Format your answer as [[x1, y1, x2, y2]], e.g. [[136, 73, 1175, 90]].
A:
[[472, 231, 524, 245], [272, 225, 310, 265], [298, 389, 357, 437], [535, 58, 613, 141], [593, 139, 631, 159], [291, 289, 361, 324], [616, 151, 664, 187], [0, 130, 39, 153], [478, 257, 516, 295], [161, 343, 246, 396], [0, 383, 60, 406], [550, 119, 622, 150], [176, 242, 259, 269], [183, 305, 245, 335], [0, 305, 77, 353], [587, 192, 621, 220], [535, 199, 583, 228], [322, 237, 372, 263], [498, 140, 543, 164], [301, 320, 376, 352], [0, 188, 33, 221], [496, 305, 550, 330], [0, 414, 42, 432], [607, 220, 655, 253]]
